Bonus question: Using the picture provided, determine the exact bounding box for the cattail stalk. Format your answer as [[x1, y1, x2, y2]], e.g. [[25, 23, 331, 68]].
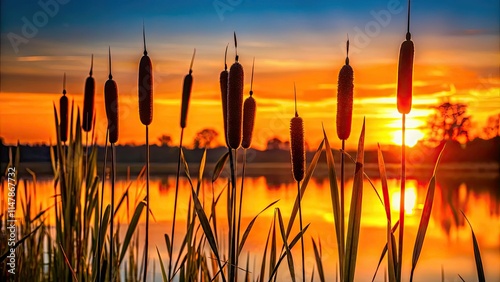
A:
[[169, 49, 195, 281], [397, 0, 414, 280], [290, 84, 306, 282], [104, 46, 119, 281], [336, 38, 354, 280], [138, 23, 153, 282], [237, 58, 256, 264], [227, 32, 244, 281], [59, 73, 68, 143]]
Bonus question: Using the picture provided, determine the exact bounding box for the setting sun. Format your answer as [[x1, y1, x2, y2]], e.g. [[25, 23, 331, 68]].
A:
[[391, 186, 417, 215], [392, 129, 425, 147]]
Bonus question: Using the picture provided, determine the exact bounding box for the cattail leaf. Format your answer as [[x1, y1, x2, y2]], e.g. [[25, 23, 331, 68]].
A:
[[344, 118, 365, 282], [212, 151, 229, 182], [238, 199, 279, 255], [118, 198, 146, 265], [190, 183, 226, 282], [323, 128, 343, 274], [312, 238, 326, 282], [259, 219, 273, 282], [410, 144, 445, 281], [269, 215, 277, 282], [286, 139, 324, 237], [371, 221, 399, 282], [276, 208, 296, 282], [461, 211, 485, 282], [156, 247, 168, 281]]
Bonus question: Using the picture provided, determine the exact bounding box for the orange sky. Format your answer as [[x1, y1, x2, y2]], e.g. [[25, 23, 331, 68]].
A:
[[1, 1, 499, 150]]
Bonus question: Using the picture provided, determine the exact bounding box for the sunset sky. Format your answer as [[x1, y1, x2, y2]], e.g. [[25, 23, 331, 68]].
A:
[[1, 0, 499, 150]]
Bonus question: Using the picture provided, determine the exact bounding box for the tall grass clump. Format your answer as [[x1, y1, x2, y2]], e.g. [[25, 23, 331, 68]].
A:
[[138, 23, 153, 281], [396, 0, 414, 279], [168, 48, 196, 281], [104, 46, 119, 280], [336, 39, 354, 273]]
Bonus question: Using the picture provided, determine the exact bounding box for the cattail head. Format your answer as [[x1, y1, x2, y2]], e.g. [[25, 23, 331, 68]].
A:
[[290, 84, 305, 182], [138, 25, 153, 126], [180, 49, 195, 129], [227, 32, 244, 149], [220, 44, 229, 146], [397, 0, 414, 114], [60, 73, 69, 142], [105, 47, 119, 144], [336, 39, 354, 140], [242, 58, 256, 149], [82, 54, 95, 132]]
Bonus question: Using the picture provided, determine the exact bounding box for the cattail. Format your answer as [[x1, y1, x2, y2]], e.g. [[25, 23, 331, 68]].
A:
[[139, 25, 153, 126], [180, 49, 196, 129], [60, 73, 69, 142], [336, 39, 354, 140], [290, 85, 305, 182], [242, 58, 256, 149], [397, 2, 414, 114], [82, 54, 95, 132], [227, 32, 244, 149], [220, 44, 229, 146], [105, 47, 119, 144]]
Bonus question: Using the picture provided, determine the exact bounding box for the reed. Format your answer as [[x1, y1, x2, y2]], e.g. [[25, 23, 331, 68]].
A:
[[138, 23, 153, 282]]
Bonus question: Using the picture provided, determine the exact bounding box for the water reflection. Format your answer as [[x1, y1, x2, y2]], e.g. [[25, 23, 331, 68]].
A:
[[11, 172, 500, 281]]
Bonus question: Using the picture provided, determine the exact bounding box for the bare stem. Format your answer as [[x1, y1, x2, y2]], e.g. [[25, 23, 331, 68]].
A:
[[398, 114, 406, 281], [143, 125, 150, 282], [340, 139, 345, 277], [96, 130, 108, 282], [297, 180, 305, 282], [109, 142, 116, 281]]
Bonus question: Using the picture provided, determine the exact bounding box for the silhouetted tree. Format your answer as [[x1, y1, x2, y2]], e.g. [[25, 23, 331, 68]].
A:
[[483, 113, 500, 139], [193, 128, 219, 149], [266, 137, 286, 150], [427, 102, 471, 146], [158, 134, 173, 147]]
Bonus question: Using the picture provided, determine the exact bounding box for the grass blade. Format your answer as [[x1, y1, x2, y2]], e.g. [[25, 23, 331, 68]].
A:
[[312, 238, 325, 282], [238, 199, 279, 255], [156, 247, 168, 282], [277, 208, 296, 282], [461, 210, 485, 282], [190, 183, 226, 282], [212, 151, 230, 182], [409, 144, 445, 282], [344, 118, 365, 282], [118, 198, 146, 265], [323, 128, 342, 277]]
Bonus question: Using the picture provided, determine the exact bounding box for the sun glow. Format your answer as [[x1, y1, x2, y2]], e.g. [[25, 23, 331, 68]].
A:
[[391, 186, 417, 215], [392, 129, 424, 147]]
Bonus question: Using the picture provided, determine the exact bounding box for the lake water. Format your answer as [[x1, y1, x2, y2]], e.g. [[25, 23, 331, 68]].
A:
[[10, 165, 500, 281]]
